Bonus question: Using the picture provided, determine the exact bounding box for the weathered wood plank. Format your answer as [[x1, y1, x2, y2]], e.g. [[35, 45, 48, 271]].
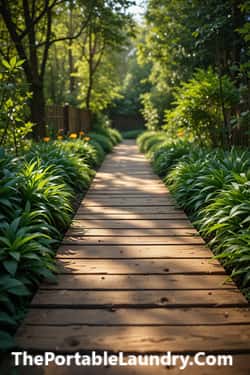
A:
[[65, 228, 198, 237], [56, 258, 223, 275], [63, 236, 205, 245], [75, 213, 188, 220], [4, 355, 250, 375], [77, 206, 183, 214], [15, 325, 250, 352], [70, 219, 194, 229], [57, 244, 211, 258], [82, 197, 175, 204], [40, 275, 235, 290], [23, 307, 250, 326], [81, 201, 177, 207], [31, 289, 248, 307]]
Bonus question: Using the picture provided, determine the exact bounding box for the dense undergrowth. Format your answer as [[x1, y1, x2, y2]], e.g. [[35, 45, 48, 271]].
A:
[[137, 131, 250, 299], [0, 128, 121, 350]]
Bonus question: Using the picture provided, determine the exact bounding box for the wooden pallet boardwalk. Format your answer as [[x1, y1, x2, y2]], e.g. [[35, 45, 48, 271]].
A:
[[14, 140, 250, 373]]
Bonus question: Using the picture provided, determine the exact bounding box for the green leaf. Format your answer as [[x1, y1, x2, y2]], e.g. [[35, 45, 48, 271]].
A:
[[1, 59, 11, 70], [10, 56, 17, 69], [0, 330, 14, 351], [3, 260, 18, 276], [0, 312, 16, 326]]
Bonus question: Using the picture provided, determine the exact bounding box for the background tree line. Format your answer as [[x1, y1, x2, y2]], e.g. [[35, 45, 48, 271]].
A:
[[114, 0, 250, 147], [0, 0, 134, 138]]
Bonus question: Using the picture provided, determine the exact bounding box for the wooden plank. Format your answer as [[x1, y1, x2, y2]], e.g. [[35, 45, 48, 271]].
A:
[[31, 289, 248, 307], [81, 200, 177, 207], [86, 191, 170, 195], [4, 355, 250, 375], [65, 228, 198, 237], [63, 236, 205, 245], [70, 219, 194, 229], [88, 188, 169, 193], [57, 244, 212, 259], [40, 275, 235, 290], [15, 325, 250, 352], [77, 206, 183, 214], [90, 183, 165, 189], [75, 213, 188, 220], [56, 258, 223, 275], [84, 194, 170, 199], [23, 307, 250, 326]]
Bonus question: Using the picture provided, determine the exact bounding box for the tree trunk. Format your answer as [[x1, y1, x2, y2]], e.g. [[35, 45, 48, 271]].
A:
[[30, 82, 47, 139]]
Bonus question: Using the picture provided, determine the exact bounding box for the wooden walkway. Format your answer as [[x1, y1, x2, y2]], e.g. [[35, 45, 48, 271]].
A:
[[15, 140, 250, 373]]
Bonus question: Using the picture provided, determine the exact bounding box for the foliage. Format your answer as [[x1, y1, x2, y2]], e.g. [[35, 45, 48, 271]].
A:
[[88, 132, 113, 153], [0, 136, 110, 350], [164, 68, 239, 146], [88, 115, 122, 152], [136, 0, 249, 145], [0, 0, 134, 136], [139, 132, 250, 293], [0, 58, 33, 154], [59, 140, 104, 168], [122, 129, 144, 139], [26, 143, 94, 193], [111, 45, 151, 116], [137, 131, 166, 153], [152, 140, 195, 176]]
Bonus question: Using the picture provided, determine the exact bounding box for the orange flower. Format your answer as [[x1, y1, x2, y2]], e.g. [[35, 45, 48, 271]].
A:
[[84, 136, 90, 141], [57, 135, 63, 140], [69, 133, 77, 139], [79, 131, 85, 136], [43, 137, 50, 142], [177, 130, 184, 137]]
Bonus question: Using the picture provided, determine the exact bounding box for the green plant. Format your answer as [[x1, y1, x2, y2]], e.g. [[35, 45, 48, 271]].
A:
[[0, 57, 33, 154], [164, 68, 239, 147], [26, 143, 94, 192], [19, 160, 72, 231], [137, 131, 165, 152], [122, 129, 144, 139], [153, 140, 194, 176], [141, 136, 250, 292], [88, 132, 113, 152], [59, 139, 104, 168]]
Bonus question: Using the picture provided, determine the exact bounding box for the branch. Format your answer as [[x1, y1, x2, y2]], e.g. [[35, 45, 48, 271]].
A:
[[93, 42, 105, 73], [36, 6, 93, 48], [19, 0, 61, 40], [0, 0, 30, 78], [40, 7, 52, 79]]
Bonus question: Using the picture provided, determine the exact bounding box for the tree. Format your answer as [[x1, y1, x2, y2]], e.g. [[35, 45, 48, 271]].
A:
[[164, 68, 239, 146], [0, 0, 94, 137], [74, 1, 133, 115], [137, 0, 249, 134]]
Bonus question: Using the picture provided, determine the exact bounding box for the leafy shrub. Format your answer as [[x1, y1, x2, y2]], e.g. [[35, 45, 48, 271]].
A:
[[122, 129, 144, 139], [164, 68, 239, 147], [0, 138, 104, 350], [137, 131, 165, 153], [92, 113, 122, 145], [26, 143, 94, 192], [199, 177, 250, 286], [19, 160, 72, 230], [88, 132, 113, 152], [59, 140, 104, 168], [0, 58, 33, 155], [142, 135, 250, 293], [107, 128, 122, 144], [89, 139, 105, 164], [153, 140, 194, 176]]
